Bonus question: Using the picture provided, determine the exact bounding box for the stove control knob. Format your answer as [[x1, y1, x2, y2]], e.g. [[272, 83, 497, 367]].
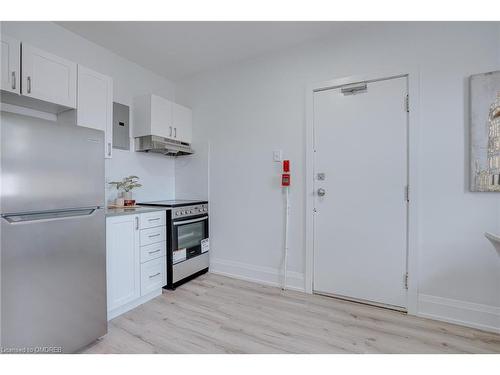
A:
[[176, 212, 180, 216]]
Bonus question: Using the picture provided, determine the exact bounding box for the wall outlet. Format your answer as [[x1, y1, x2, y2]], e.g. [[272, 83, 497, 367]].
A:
[[273, 150, 283, 162]]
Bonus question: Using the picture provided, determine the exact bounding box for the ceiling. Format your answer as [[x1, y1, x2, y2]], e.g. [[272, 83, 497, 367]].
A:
[[56, 21, 341, 81]]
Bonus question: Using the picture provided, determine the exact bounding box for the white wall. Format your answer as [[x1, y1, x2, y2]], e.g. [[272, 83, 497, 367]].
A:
[[175, 141, 210, 201], [1, 22, 177, 203], [177, 22, 500, 332]]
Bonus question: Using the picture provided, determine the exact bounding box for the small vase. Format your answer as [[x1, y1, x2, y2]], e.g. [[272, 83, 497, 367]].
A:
[[115, 198, 125, 207], [123, 191, 135, 207]]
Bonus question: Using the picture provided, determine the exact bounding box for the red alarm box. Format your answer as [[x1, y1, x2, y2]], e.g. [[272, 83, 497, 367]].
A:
[[281, 173, 291, 187], [283, 160, 290, 173]]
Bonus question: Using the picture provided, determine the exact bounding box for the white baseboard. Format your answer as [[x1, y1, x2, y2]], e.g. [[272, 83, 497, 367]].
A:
[[417, 294, 500, 334], [107, 289, 162, 321], [210, 258, 305, 292]]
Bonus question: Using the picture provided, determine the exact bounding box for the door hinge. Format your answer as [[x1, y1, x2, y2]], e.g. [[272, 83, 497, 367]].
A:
[[404, 272, 409, 289], [405, 93, 409, 113], [405, 185, 410, 202]]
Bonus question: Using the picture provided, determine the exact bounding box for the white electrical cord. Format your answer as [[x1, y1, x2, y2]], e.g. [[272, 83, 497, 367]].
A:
[[283, 186, 290, 290]]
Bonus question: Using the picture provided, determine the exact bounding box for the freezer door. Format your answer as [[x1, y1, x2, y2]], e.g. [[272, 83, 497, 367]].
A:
[[0, 111, 104, 214], [1, 208, 107, 353]]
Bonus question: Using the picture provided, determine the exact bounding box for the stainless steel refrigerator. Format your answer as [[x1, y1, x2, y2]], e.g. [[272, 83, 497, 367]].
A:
[[1, 111, 107, 353]]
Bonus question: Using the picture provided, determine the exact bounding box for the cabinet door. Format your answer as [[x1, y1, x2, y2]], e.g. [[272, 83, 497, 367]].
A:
[[22, 44, 77, 108], [150, 94, 173, 139], [106, 215, 140, 312], [0, 35, 20, 94], [172, 102, 192, 144], [77, 65, 113, 158]]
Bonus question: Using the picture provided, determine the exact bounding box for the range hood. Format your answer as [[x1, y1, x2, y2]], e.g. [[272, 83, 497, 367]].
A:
[[135, 135, 194, 156]]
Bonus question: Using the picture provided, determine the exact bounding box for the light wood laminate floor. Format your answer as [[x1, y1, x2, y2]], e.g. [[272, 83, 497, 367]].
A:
[[83, 273, 500, 354]]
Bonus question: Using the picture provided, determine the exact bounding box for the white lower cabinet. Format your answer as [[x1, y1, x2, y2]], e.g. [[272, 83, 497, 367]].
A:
[[106, 211, 166, 320], [106, 214, 140, 313]]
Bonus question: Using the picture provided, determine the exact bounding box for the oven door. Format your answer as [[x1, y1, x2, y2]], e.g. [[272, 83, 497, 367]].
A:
[[171, 214, 209, 264]]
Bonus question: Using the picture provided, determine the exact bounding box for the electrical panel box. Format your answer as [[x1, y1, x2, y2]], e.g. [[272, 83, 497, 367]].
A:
[[113, 102, 130, 150]]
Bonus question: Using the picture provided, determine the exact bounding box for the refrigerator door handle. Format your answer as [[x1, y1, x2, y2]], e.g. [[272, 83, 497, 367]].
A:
[[2, 208, 98, 224]]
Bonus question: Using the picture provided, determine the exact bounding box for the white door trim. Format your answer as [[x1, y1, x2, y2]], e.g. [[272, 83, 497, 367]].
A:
[[304, 68, 420, 315]]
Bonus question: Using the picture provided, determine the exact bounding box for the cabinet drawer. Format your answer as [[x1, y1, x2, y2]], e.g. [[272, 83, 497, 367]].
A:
[[140, 211, 166, 229], [140, 241, 166, 263], [141, 256, 166, 295], [140, 226, 165, 246]]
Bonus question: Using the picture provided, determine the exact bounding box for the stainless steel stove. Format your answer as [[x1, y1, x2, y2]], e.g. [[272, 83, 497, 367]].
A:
[[140, 199, 208, 208], [139, 199, 209, 289]]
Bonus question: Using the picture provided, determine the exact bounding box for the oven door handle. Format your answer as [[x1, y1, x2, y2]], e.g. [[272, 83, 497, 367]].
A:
[[173, 216, 208, 226]]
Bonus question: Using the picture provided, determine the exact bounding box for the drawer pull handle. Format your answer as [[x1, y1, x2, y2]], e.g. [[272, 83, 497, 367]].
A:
[[148, 249, 161, 255], [149, 272, 161, 279], [148, 218, 160, 221], [148, 234, 161, 238]]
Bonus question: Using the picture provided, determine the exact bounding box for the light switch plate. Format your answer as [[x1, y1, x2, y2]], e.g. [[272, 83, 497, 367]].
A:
[[273, 150, 283, 162]]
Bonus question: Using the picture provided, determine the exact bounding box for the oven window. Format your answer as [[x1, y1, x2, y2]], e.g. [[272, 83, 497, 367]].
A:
[[177, 221, 206, 250]]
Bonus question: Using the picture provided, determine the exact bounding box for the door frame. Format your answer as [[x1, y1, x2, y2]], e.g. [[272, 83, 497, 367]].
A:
[[304, 68, 420, 315]]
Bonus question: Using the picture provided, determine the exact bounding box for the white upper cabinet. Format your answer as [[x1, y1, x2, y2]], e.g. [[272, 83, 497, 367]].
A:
[[151, 94, 173, 139], [1, 35, 20, 94], [22, 44, 77, 108], [172, 102, 193, 144], [133, 94, 173, 139], [77, 65, 113, 158], [133, 94, 192, 144]]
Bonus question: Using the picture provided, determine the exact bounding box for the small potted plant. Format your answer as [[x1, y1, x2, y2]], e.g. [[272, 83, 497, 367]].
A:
[[109, 176, 142, 207]]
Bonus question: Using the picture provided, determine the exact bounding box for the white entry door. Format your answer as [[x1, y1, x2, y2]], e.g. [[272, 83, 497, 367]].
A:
[[313, 76, 408, 309]]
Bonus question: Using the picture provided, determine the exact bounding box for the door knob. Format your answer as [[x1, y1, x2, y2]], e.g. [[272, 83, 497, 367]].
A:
[[317, 188, 326, 197]]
